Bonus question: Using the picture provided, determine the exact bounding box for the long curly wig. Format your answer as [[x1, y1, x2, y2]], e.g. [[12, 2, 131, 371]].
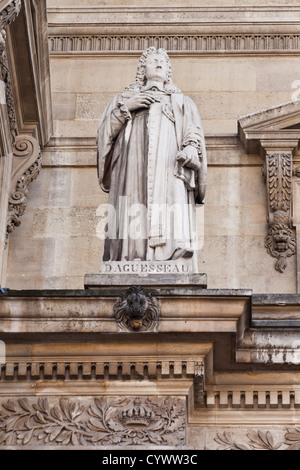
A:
[[126, 47, 181, 94]]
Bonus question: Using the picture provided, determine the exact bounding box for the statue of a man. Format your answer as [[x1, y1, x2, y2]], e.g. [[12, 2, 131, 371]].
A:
[[97, 47, 207, 271]]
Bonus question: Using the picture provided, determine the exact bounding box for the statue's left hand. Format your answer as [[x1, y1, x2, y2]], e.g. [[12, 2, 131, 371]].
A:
[[183, 145, 201, 171]]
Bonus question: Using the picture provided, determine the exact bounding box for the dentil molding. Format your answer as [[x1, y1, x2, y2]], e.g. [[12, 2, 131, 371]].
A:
[[48, 34, 300, 56]]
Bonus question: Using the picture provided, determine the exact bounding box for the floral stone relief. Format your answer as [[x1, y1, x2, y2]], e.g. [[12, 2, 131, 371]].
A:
[[0, 396, 186, 447]]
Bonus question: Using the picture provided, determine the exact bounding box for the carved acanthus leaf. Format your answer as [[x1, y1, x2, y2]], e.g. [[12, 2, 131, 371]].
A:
[[284, 428, 300, 451], [6, 135, 41, 238], [0, 0, 21, 31], [215, 430, 284, 451], [0, 396, 186, 447], [266, 153, 292, 213]]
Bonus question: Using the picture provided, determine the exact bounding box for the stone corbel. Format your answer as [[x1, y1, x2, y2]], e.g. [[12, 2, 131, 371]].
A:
[[238, 102, 300, 274], [6, 134, 41, 239], [261, 141, 298, 273]]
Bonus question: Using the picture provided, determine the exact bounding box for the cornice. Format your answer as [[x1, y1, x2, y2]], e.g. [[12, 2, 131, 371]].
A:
[[47, 6, 300, 56], [47, 6, 300, 25], [238, 100, 300, 154], [0, 288, 250, 334]]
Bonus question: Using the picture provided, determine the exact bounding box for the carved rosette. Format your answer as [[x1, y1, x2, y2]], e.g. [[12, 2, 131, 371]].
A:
[[6, 135, 41, 239], [114, 286, 160, 332], [0, 396, 186, 447], [263, 152, 296, 272]]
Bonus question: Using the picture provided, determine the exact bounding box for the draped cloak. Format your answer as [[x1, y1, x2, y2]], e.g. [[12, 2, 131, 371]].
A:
[[97, 90, 207, 264]]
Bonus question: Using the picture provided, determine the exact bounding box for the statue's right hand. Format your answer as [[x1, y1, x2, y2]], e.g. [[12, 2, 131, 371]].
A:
[[124, 92, 157, 112]]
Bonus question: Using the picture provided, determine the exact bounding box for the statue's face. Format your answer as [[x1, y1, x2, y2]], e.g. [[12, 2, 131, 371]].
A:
[[145, 54, 168, 83]]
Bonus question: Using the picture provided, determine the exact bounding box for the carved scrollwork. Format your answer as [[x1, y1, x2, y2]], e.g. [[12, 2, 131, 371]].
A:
[[114, 286, 160, 332], [6, 135, 41, 238], [0, 396, 186, 447], [263, 152, 296, 272]]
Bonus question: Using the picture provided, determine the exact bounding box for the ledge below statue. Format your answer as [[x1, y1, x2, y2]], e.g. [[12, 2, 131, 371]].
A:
[[85, 261, 207, 288]]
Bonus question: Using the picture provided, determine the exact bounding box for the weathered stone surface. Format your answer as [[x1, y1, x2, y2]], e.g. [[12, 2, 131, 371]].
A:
[[0, 396, 186, 448], [70, 168, 105, 208], [48, 0, 300, 6], [75, 92, 115, 120], [257, 57, 300, 92], [28, 168, 72, 208], [47, 3, 300, 26], [52, 92, 76, 120], [0, 288, 250, 333], [85, 273, 207, 288], [2, 0, 300, 452], [32, 207, 98, 237]]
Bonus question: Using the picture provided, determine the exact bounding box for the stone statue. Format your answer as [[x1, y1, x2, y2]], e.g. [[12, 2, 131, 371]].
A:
[[97, 47, 207, 272]]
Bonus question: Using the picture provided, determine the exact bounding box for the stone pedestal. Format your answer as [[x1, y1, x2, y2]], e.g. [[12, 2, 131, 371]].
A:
[[85, 260, 207, 288], [85, 272, 207, 288]]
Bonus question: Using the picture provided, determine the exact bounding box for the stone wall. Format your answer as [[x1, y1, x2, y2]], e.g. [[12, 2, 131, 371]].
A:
[[49, 56, 297, 137], [5, 1, 300, 292]]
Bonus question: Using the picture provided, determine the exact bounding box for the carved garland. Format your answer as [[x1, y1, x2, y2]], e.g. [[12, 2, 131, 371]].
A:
[[215, 429, 300, 451], [263, 152, 296, 272], [6, 135, 42, 239], [0, 397, 185, 447]]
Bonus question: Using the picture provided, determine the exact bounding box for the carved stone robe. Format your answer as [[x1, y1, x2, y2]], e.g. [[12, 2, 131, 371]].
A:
[[97, 89, 207, 264]]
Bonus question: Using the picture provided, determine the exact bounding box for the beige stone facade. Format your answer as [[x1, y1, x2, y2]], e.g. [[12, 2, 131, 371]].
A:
[[1, 0, 300, 451], [7, 1, 300, 292]]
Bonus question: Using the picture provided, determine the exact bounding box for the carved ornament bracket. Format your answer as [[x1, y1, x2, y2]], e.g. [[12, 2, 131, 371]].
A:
[[261, 143, 297, 272], [6, 134, 41, 240], [238, 102, 300, 273]]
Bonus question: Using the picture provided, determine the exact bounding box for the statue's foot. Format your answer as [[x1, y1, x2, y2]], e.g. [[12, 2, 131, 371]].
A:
[[172, 248, 193, 260]]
